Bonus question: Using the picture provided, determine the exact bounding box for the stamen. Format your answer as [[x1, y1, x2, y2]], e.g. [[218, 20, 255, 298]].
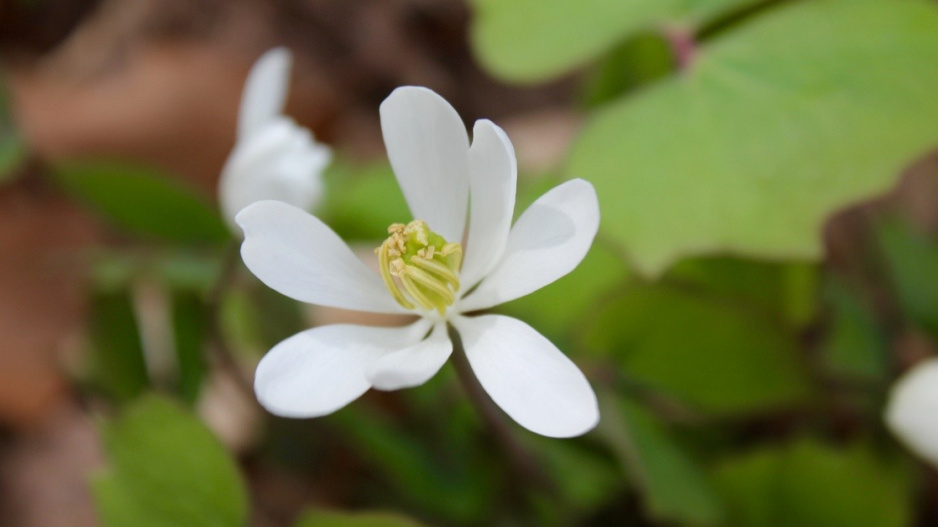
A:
[[378, 240, 414, 309], [376, 219, 462, 314], [400, 274, 436, 312], [410, 255, 460, 289], [404, 265, 455, 305]]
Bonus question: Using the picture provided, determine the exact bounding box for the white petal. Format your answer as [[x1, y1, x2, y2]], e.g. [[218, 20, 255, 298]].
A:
[[237, 200, 407, 314], [255, 321, 430, 417], [460, 120, 517, 291], [885, 358, 938, 465], [380, 86, 469, 242], [238, 48, 292, 139], [366, 321, 451, 391], [459, 179, 599, 312], [220, 119, 331, 231], [453, 314, 598, 438]]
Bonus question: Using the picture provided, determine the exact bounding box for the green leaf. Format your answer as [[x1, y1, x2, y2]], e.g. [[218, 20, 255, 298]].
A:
[[88, 289, 149, 402], [469, 0, 757, 83], [712, 438, 913, 527], [294, 510, 427, 527], [665, 257, 819, 327], [331, 405, 493, 522], [585, 285, 812, 415], [530, 434, 622, 513], [584, 32, 676, 108], [0, 82, 25, 182], [93, 394, 249, 527], [171, 291, 208, 404], [819, 278, 888, 382], [53, 161, 228, 243], [319, 160, 410, 241], [0, 132, 25, 183], [875, 216, 938, 336], [569, 0, 938, 275], [497, 241, 629, 344], [598, 394, 723, 526]]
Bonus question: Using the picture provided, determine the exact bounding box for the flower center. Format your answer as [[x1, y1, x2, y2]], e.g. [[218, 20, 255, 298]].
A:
[[375, 220, 462, 315]]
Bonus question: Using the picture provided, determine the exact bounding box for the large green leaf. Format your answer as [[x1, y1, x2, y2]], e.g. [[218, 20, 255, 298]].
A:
[[93, 394, 248, 527], [585, 285, 812, 415], [54, 161, 228, 243], [569, 0, 938, 275], [469, 0, 757, 83], [598, 395, 723, 526], [712, 438, 912, 527]]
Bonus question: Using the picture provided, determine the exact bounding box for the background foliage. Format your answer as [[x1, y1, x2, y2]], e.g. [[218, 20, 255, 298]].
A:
[[3, 0, 938, 526]]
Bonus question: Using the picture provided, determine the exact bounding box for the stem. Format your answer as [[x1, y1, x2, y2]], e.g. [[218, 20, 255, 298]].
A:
[[448, 325, 557, 496], [205, 242, 255, 397]]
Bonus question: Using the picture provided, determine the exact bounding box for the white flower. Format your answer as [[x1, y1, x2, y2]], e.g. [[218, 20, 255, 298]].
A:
[[885, 358, 938, 464], [237, 86, 600, 438], [219, 47, 332, 232]]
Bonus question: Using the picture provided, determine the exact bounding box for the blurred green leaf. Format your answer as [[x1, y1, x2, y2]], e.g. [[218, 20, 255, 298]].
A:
[[584, 32, 675, 108], [530, 435, 622, 514], [665, 257, 819, 327], [332, 406, 493, 523], [89, 289, 149, 402], [320, 160, 410, 241], [469, 0, 757, 83], [712, 438, 912, 527], [875, 216, 938, 336], [93, 394, 248, 527], [53, 161, 228, 243], [91, 249, 222, 292], [819, 278, 888, 382], [295, 510, 427, 527], [0, 132, 25, 183], [0, 82, 26, 182], [497, 241, 628, 344], [586, 285, 812, 415], [171, 291, 208, 404], [249, 281, 306, 349], [598, 394, 723, 525], [570, 0, 938, 275]]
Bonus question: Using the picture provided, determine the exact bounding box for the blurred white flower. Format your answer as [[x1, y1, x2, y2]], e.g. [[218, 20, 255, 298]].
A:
[[237, 86, 600, 438], [885, 358, 938, 464], [219, 48, 331, 232]]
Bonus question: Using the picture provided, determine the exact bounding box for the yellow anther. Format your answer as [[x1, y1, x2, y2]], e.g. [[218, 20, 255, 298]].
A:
[[376, 219, 462, 314], [390, 257, 406, 277]]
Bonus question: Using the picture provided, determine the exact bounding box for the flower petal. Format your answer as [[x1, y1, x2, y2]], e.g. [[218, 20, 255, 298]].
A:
[[380, 86, 469, 242], [255, 320, 431, 417], [238, 47, 292, 139], [885, 358, 938, 465], [459, 179, 599, 312], [237, 200, 407, 314], [460, 120, 517, 291], [220, 119, 331, 230], [453, 314, 598, 438], [366, 321, 452, 391]]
